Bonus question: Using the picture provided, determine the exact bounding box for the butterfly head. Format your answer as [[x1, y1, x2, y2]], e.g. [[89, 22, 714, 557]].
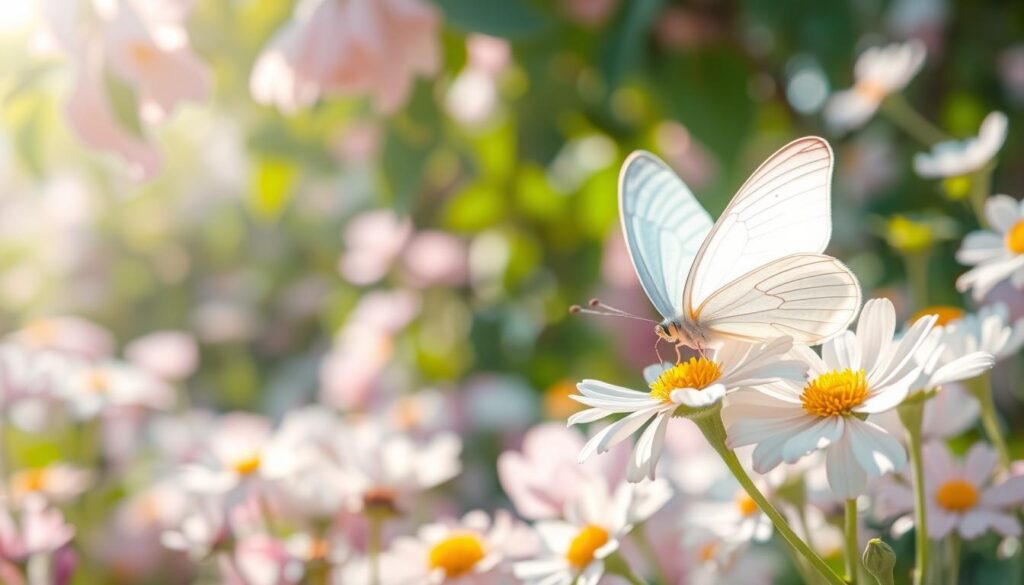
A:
[[656, 318, 708, 350]]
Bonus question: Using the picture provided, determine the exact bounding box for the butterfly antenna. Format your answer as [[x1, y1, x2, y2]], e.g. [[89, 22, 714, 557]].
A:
[[568, 298, 658, 323]]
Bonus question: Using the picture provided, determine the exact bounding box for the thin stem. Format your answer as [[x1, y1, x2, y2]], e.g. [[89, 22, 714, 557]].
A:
[[899, 399, 930, 585], [693, 411, 847, 585], [631, 525, 669, 585], [605, 551, 648, 585], [368, 514, 383, 585], [845, 499, 860, 585], [902, 252, 931, 310], [946, 534, 961, 585], [968, 166, 994, 229], [967, 373, 1011, 470], [880, 94, 950, 147]]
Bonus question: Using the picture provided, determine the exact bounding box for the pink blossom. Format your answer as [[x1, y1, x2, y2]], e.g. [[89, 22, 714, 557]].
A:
[[125, 330, 199, 382], [9, 316, 114, 360], [250, 0, 441, 114]]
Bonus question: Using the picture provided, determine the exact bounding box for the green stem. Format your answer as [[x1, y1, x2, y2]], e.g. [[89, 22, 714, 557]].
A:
[[368, 514, 383, 585], [967, 373, 1011, 470], [631, 525, 669, 585], [880, 94, 950, 147], [605, 551, 648, 585], [898, 399, 930, 585], [968, 166, 994, 229], [946, 534, 960, 585], [902, 252, 931, 310], [692, 409, 847, 585], [845, 499, 860, 585]]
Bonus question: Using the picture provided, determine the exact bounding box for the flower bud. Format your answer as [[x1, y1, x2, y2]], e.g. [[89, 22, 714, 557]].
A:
[[862, 538, 896, 585]]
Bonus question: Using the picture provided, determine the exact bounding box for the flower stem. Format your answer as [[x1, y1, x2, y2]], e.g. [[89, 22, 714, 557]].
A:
[[605, 551, 648, 585], [368, 513, 383, 585], [692, 408, 847, 585], [902, 252, 931, 310], [880, 94, 950, 147], [968, 373, 1011, 470], [631, 525, 669, 585], [898, 398, 929, 585], [845, 499, 860, 585], [946, 533, 961, 585], [968, 166, 994, 229]]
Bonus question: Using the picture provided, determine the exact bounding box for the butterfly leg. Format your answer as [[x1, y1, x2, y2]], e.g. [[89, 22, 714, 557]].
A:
[[654, 337, 665, 364], [674, 343, 683, 364]]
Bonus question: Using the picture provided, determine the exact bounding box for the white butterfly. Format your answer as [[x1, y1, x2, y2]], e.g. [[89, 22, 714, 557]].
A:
[[619, 136, 861, 352]]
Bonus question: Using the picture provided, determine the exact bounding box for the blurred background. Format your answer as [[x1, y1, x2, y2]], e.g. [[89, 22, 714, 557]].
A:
[[0, 0, 1023, 582]]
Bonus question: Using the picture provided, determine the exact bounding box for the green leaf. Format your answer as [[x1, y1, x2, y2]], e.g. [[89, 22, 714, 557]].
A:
[[444, 182, 506, 232], [249, 157, 297, 221], [434, 0, 551, 39], [599, 0, 664, 90], [103, 68, 144, 138]]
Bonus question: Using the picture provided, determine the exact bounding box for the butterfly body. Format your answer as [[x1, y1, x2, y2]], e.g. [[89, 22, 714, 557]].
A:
[[619, 137, 861, 355]]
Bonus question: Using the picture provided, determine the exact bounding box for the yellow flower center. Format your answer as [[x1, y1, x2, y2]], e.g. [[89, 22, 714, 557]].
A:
[[698, 542, 718, 563], [735, 492, 758, 517], [12, 468, 47, 494], [87, 370, 110, 394], [428, 534, 486, 578], [130, 42, 158, 67], [649, 358, 722, 403], [800, 369, 869, 417], [1006, 221, 1024, 255], [935, 479, 978, 512], [232, 454, 261, 476], [566, 525, 610, 568], [854, 79, 889, 102], [23, 320, 57, 346], [911, 305, 964, 327]]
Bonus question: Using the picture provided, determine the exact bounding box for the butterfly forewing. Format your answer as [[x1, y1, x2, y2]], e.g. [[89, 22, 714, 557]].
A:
[[619, 151, 714, 321], [684, 137, 835, 313]]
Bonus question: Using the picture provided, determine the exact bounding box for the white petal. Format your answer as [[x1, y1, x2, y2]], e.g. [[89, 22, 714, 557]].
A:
[[781, 416, 844, 463], [826, 432, 869, 499], [846, 419, 907, 477], [986, 195, 1021, 233]]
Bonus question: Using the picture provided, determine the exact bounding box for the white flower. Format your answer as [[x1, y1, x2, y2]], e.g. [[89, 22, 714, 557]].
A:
[[875, 442, 1024, 539], [571, 337, 805, 482], [180, 413, 273, 493], [383, 510, 534, 584], [725, 299, 936, 499], [61, 359, 176, 420], [8, 464, 93, 505], [335, 420, 461, 514], [907, 323, 994, 393], [956, 196, 1024, 300], [914, 111, 1008, 178], [686, 476, 773, 545], [942, 303, 1024, 361], [824, 40, 926, 132], [514, 477, 670, 585]]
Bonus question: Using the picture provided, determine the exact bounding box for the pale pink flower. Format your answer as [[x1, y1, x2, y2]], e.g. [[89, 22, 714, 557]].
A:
[[0, 496, 75, 561], [219, 534, 302, 585], [180, 413, 273, 494], [8, 464, 93, 505], [250, 0, 441, 114], [9, 317, 114, 360], [125, 330, 199, 381], [401, 232, 469, 287], [497, 423, 627, 520], [61, 359, 176, 420], [875, 442, 1024, 539]]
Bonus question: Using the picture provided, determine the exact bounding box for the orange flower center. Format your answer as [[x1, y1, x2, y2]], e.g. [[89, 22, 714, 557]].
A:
[[130, 42, 158, 67], [232, 454, 261, 476], [854, 79, 889, 102], [735, 492, 758, 517], [23, 320, 57, 346], [911, 305, 964, 327], [566, 525, 610, 568], [12, 468, 47, 494], [649, 358, 722, 403], [1006, 221, 1024, 255], [935, 479, 978, 512], [543, 380, 581, 420], [801, 369, 869, 417], [428, 534, 486, 577], [87, 370, 110, 394]]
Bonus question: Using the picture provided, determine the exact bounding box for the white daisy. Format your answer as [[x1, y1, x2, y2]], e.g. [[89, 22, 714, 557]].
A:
[[573, 336, 802, 483], [956, 196, 1024, 300], [724, 298, 936, 499], [824, 40, 926, 132], [914, 111, 1008, 178], [383, 510, 534, 584], [571, 337, 805, 482], [61, 359, 176, 420], [513, 477, 670, 585], [941, 303, 1024, 362], [874, 442, 1024, 539]]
